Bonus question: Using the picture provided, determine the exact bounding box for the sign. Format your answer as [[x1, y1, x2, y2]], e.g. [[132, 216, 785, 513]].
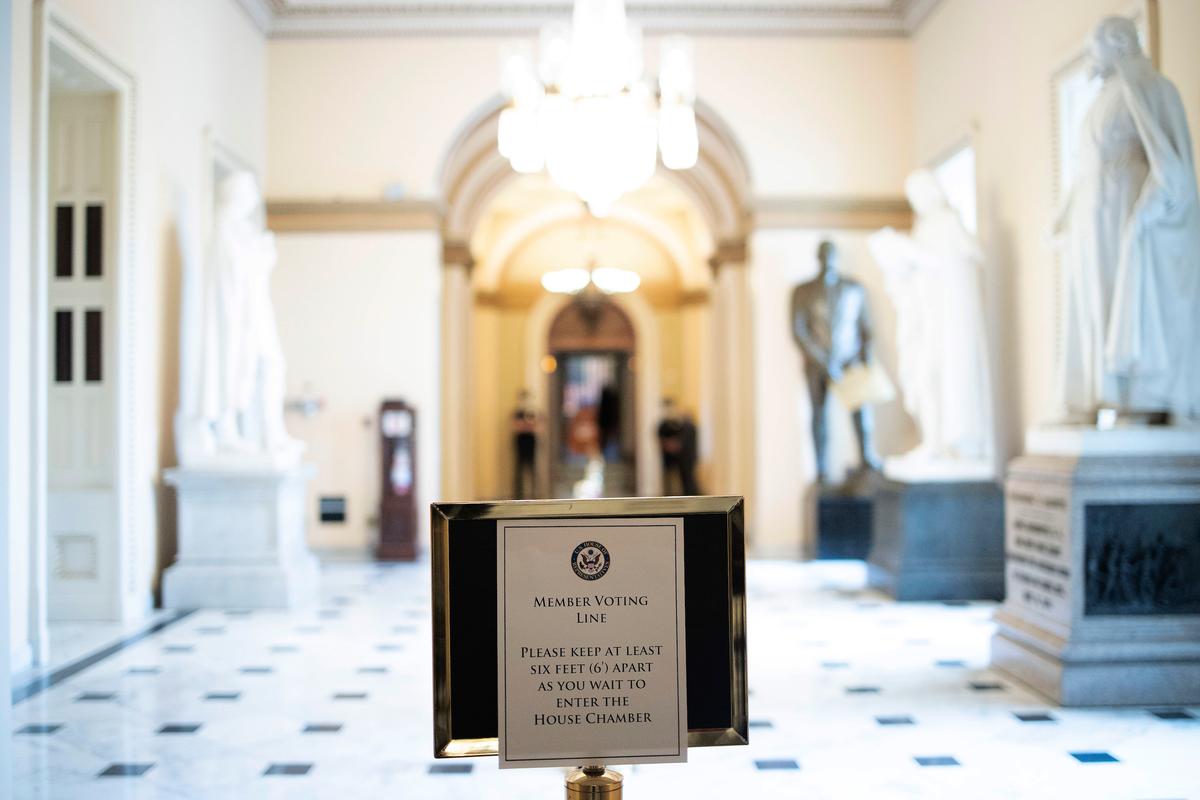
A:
[[431, 496, 747, 762], [497, 517, 687, 768]]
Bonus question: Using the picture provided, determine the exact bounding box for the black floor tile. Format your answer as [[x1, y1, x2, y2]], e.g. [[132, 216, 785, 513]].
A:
[[264, 763, 312, 776], [99, 763, 154, 777], [1070, 751, 1119, 764], [1014, 712, 1057, 723], [16, 724, 62, 734], [754, 759, 799, 771], [915, 756, 959, 767], [75, 692, 116, 702], [303, 723, 343, 733], [876, 715, 915, 726], [428, 763, 473, 774], [1149, 709, 1197, 721], [158, 724, 202, 734]]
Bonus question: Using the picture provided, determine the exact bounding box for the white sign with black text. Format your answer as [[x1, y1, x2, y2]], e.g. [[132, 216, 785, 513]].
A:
[[496, 517, 688, 769]]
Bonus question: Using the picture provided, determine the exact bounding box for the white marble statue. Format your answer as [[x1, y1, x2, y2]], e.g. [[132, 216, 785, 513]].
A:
[[174, 171, 302, 467], [869, 169, 994, 478], [1053, 16, 1200, 421]]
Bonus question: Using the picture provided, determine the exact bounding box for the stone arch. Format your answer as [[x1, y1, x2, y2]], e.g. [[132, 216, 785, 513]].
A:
[[437, 92, 753, 501]]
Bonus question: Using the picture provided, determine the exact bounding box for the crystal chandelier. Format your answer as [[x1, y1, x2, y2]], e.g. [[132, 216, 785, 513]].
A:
[[497, 0, 699, 217]]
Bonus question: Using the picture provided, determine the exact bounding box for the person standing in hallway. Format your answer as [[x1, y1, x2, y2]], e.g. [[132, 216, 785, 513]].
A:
[[658, 398, 684, 495], [678, 410, 702, 495], [597, 383, 620, 462], [511, 389, 541, 499]]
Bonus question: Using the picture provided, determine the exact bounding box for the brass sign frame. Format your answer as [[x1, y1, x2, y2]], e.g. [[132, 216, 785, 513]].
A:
[[432, 496, 748, 758]]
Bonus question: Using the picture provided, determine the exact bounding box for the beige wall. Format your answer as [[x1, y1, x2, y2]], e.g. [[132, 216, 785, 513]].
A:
[[912, 0, 1200, 461], [272, 231, 441, 553], [265, 35, 912, 200]]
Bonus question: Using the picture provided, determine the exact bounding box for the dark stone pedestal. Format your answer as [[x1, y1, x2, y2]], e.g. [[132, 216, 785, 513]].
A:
[[817, 493, 874, 560], [867, 479, 1004, 601]]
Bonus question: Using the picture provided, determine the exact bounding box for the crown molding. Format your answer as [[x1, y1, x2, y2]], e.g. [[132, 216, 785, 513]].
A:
[[243, 0, 943, 38], [233, 0, 275, 34]]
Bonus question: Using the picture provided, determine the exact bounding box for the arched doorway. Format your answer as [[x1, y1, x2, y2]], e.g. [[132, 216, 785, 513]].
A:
[[545, 297, 636, 496], [437, 96, 753, 507]]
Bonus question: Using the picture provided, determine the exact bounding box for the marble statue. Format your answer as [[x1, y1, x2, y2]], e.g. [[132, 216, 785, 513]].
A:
[[174, 171, 302, 467], [792, 240, 882, 484], [869, 169, 994, 478], [1053, 15, 1200, 421]]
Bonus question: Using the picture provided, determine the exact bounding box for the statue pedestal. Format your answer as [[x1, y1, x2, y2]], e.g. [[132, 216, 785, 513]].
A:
[[162, 464, 319, 609], [867, 478, 1004, 600], [816, 491, 873, 560], [991, 426, 1200, 706]]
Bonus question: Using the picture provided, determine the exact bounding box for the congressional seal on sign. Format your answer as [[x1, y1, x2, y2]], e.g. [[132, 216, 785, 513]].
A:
[[571, 541, 610, 581]]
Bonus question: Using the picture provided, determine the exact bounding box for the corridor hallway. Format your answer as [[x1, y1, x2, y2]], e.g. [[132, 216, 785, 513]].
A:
[[12, 560, 1199, 799]]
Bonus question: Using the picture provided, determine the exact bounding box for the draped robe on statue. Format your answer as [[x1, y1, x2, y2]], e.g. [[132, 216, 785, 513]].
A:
[[1058, 54, 1200, 419], [869, 170, 994, 474]]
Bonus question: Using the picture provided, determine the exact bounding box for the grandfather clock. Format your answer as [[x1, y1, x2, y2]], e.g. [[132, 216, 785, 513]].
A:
[[377, 399, 417, 560]]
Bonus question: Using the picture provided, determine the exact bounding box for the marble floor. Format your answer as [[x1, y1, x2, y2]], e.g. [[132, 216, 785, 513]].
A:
[[11, 560, 1200, 799]]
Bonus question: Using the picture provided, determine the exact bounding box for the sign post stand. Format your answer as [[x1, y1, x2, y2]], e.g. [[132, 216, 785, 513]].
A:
[[565, 765, 623, 798], [431, 496, 748, 796]]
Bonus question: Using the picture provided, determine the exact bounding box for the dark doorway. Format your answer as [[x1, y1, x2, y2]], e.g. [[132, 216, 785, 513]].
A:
[[546, 299, 636, 497]]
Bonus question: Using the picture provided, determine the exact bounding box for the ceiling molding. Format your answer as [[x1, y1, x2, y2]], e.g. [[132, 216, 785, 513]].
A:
[[243, 0, 944, 38]]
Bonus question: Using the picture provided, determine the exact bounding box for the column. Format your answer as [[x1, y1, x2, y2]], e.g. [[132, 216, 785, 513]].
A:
[[440, 241, 474, 501], [709, 240, 754, 509]]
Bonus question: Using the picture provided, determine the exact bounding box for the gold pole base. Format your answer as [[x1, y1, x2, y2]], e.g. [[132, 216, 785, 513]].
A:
[[566, 765, 623, 799]]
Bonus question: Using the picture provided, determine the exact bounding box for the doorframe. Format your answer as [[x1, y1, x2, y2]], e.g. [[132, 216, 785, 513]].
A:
[[30, 7, 143, 639], [526, 291, 662, 497]]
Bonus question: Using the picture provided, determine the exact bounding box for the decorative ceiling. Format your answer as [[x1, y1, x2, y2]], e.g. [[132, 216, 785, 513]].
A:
[[235, 0, 942, 37]]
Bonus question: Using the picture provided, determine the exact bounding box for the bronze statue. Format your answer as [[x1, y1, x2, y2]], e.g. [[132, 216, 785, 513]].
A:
[[791, 240, 881, 483]]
